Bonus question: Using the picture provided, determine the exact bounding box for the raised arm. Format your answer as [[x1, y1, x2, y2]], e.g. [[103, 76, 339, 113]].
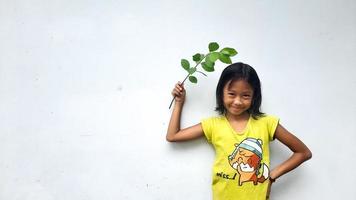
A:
[[166, 82, 204, 142]]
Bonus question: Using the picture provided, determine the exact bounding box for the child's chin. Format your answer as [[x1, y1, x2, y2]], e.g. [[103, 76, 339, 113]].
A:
[[229, 109, 245, 116]]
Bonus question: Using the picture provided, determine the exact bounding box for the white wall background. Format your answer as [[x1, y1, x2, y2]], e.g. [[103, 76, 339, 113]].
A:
[[0, 0, 355, 199]]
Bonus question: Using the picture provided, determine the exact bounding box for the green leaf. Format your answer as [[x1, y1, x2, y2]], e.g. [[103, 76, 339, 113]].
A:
[[181, 59, 190, 70], [201, 61, 215, 72], [208, 42, 219, 52], [220, 47, 238, 56], [192, 53, 202, 62], [206, 52, 220, 63], [188, 67, 196, 74], [189, 76, 198, 83], [206, 60, 215, 68], [219, 53, 232, 64]]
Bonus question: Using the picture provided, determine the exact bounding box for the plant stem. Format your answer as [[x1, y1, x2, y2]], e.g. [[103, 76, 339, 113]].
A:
[[168, 54, 208, 109], [196, 70, 207, 76]]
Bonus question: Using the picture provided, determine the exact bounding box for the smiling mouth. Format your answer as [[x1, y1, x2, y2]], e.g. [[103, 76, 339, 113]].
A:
[[231, 107, 243, 111]]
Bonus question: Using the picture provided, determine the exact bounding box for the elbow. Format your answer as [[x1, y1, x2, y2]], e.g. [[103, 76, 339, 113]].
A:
[[166, 136, 174, 142], [166, 135, 176, 142], [166, 130, 182, 142], [304, 149, 312, 161]]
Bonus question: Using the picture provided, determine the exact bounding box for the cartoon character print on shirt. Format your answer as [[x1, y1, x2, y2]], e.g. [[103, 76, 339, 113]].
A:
[[228, 138, 269, 186]]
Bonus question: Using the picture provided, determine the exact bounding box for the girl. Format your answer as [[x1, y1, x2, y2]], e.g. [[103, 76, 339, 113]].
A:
[[166, 62, 312, 200]]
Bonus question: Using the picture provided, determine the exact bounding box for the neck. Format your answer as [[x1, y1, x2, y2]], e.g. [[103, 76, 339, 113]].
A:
[[225, 112, 250, 121]]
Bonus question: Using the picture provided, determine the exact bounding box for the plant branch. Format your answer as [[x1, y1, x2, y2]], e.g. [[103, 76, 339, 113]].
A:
[[168, 54, 208, 109], [196, 70, 207, 77]]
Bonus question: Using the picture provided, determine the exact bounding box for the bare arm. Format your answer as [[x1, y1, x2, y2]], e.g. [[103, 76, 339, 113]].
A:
[[269, 124, 312, 180], [166, 82, 204, 142]]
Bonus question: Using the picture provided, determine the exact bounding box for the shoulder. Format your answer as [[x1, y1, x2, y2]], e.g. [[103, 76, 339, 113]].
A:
[[200, 115, 226, 130], [252, 114, 280, 140], [250, 114, 280, 127], [201, 115, 225, 124], [255, 114, 279, 122], [200, 115, 225, 143]]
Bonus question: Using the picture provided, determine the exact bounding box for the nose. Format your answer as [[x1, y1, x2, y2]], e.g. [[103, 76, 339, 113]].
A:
[[233, 97, 243, 105]]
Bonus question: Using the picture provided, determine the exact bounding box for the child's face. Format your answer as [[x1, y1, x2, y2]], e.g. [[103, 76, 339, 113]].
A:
[[223, 79, 254, 116]]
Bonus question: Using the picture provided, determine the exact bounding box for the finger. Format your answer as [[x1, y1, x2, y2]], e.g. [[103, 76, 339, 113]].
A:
[[172, 91, 180, 97], [174, 89, 183, 96], [175, 84, 182, 90], [175, 82, 181, 87], [175, 85, 183, 92], [172, 89, 180, 95], [177, 81, 184, 87]]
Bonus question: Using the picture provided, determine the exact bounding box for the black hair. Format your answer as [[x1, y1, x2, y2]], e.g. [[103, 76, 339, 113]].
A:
[[215, 62, 264, 119]]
